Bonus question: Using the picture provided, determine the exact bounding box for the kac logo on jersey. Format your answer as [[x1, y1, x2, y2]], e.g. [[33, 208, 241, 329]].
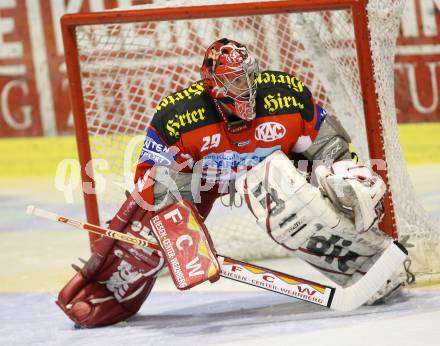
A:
[[255, 122, 286, 142]]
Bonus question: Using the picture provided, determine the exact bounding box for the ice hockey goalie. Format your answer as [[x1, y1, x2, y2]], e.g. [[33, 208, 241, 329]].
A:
[[57, 38, 407, 328]]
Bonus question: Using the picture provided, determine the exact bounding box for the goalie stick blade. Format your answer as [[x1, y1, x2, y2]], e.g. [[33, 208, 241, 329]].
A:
[[217, 241, 407, 312], [330, 240, 408, 311], [26, 205, 36, 215]]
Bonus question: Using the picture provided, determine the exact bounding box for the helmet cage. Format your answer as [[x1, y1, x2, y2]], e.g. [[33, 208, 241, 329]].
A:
[[211, 54, 259, 104], [201, 39, 259, 121]]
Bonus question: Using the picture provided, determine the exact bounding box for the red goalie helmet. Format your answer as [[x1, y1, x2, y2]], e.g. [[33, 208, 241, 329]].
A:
[[201, 38, 259, 121]]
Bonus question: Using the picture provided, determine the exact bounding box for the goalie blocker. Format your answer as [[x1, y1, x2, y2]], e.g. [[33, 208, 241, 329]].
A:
[[149, 200, 220, 289]]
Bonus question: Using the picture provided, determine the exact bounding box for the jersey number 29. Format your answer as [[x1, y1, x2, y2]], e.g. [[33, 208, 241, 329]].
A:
[[201, 133, 221, 152]]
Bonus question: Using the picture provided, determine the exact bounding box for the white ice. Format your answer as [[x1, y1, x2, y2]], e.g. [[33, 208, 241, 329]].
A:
[[1, 165, 439, 345], [1, 286, 440, 345]]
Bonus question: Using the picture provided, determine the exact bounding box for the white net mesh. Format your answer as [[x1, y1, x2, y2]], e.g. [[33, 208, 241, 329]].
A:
[[71, 0, 440, 282]]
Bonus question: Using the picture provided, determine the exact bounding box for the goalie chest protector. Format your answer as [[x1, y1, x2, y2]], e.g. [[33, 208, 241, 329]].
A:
[[135, 70, 325, 182]]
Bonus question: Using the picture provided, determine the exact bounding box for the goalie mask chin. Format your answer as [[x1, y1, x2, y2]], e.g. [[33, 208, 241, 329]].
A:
[[201, 38, 259, 122]]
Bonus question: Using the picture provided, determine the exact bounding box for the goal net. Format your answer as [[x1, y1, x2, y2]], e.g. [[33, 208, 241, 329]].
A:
[[62, 0, 440, 284]]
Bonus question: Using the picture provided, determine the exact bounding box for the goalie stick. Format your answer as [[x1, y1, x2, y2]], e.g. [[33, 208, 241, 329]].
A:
[[26, 204, 408, 312]]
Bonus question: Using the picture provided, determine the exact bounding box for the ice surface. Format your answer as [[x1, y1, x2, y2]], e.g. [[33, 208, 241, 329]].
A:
[[0, 289, 440, 345], [1, 167, 439, 345]]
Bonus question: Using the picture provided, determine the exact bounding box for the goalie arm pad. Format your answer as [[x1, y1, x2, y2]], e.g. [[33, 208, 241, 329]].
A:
[[301, 115, 353, 163], [151, 166, 194, 210], [150, 166, 221, 219]]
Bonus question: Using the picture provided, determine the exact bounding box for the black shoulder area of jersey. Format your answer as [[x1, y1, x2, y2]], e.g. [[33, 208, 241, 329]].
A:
[[150, 81, 221, 145], [255, 70, 315, 122]]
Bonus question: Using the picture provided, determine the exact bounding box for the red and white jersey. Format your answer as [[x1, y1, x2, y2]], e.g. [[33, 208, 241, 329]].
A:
[[135, 70, 326, 184]]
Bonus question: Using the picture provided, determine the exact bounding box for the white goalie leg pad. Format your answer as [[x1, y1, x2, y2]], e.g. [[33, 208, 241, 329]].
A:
[[236, 151, 392, 286], [236, 151, 340, 250]]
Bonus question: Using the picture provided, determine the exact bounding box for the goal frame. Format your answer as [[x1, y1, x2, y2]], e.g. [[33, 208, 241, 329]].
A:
[[60, 0, 397, 248]]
